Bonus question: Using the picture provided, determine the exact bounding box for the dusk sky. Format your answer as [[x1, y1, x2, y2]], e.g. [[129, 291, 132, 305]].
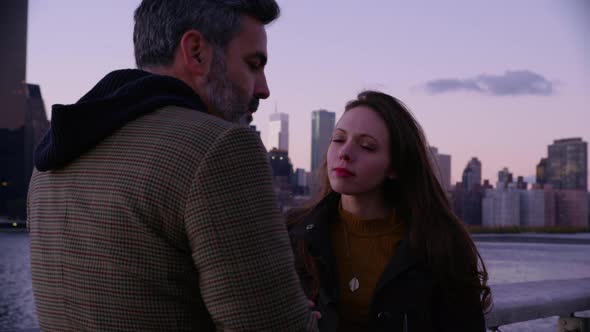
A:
[[26, 0, 589, 186]]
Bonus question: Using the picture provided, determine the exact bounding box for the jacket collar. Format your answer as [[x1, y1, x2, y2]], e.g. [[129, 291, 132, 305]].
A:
[[290, 191, 341, 256], [292, 192, 422, 289]]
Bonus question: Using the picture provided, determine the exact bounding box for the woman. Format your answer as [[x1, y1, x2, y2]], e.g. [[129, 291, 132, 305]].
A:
[[288, 91, 491, 332]]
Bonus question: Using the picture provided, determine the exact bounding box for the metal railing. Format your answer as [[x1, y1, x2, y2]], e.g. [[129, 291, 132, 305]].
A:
[[485, 278, 590, 331]]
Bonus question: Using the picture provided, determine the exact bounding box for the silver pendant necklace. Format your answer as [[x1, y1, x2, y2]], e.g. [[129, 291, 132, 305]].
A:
[[349, 276, 360, 292], [342, 218, 360, 293]]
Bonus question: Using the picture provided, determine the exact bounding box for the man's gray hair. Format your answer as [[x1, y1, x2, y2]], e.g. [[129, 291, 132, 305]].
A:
[[133, 0, 280, 69]]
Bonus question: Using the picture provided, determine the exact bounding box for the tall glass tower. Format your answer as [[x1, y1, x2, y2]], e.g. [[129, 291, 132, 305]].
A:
[[310, 110, 335, 171], [0, 1, 50, 218], [547, 138, 587, 191], [268, 112, 289, 151], [1, 0, 28, 129]]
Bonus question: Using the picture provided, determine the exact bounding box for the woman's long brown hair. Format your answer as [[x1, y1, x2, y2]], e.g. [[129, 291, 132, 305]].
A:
[[287, 91, 491, 312]]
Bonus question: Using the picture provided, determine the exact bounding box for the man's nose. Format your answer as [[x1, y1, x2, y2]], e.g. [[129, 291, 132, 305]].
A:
[[254, 73, 270, 99]]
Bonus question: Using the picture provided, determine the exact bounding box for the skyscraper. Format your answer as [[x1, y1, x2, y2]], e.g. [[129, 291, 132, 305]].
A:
[[310, 110, 335, 171], [23, 84, 50, 185], [497, 167, 513, 189], [520, 189, 556, 227], [0, 1, 50, 218], [515, 176, 528, 190], [555, 190, 589, 227], [268, 112, 289, 151], [451, 184, 483, 225], [482, 188, 521, 227], [0, 0, 28, 129], [429, 147, 451, 191], [536, 158, 548, 187], [544, 138, 588, 191], [462, 157, 482, 191]]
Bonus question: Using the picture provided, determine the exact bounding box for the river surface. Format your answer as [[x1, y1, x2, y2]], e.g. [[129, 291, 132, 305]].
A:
[[2, 232, 590, 331]]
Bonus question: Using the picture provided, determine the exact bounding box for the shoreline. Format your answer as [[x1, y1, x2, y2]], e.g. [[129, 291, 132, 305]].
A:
[[473, 233, 590, 245]]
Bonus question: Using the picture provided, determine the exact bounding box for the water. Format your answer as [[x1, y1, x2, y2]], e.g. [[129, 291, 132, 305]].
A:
[[0, 232, 39, 332], [1, 232, 590, 332]]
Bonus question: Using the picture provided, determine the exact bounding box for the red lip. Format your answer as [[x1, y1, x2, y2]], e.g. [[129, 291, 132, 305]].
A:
[[333, 168, 355, 177]]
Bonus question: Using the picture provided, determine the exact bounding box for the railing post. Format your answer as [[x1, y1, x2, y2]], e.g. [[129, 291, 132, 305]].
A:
[[558, 314, 590, 332]]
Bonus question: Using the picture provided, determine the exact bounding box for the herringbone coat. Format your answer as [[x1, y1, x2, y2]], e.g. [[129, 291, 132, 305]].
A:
[[28, 106, 317, 331]]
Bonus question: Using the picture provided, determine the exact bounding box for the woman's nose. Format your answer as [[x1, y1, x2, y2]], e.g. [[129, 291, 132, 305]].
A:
[[338, 146, 352, 161]]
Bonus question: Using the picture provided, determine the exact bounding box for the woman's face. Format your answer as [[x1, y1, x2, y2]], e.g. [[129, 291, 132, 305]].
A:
[[326, 106, 394, 196]]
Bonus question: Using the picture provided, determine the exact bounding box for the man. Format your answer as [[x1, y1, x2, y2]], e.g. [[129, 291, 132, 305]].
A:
[[27, 1, 318, 331]]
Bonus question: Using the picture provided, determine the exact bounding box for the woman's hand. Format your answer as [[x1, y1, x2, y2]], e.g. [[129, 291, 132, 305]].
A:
[[308, 300, 322, 320]]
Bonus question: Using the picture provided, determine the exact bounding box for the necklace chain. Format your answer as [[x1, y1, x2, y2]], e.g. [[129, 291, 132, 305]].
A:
[[341, 217, 360, 292]]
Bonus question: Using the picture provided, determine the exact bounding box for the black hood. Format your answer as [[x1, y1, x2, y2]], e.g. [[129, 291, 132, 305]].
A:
[[34, 69, 207, 171]]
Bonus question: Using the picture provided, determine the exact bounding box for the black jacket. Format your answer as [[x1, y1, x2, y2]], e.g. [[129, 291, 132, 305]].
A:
[[288, 193, 486, 332]]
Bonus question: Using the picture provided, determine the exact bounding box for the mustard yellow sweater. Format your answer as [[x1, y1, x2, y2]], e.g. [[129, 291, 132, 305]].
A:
[[331, 205, 405, 331]]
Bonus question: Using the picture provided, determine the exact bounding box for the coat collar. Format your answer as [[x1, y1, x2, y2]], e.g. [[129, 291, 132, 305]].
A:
[[289, 192, 340, 256], [291, 192, 422, 290]]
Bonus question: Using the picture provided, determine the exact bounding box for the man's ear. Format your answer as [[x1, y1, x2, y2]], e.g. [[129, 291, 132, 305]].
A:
[[178, 29, 213, 78]]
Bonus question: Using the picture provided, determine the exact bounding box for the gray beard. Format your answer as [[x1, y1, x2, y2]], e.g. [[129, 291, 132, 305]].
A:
[[205, 53, 251, 125]]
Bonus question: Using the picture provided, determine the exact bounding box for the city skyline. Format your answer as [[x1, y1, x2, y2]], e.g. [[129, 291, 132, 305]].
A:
[[24, 0, 590, 186]]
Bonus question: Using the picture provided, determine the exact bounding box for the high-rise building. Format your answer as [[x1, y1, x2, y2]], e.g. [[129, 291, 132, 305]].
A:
[[482, 188, 521, 227], [544, 138, 588, 191], [429, 147, 451, 191], [268, 149, 295, 212], [0, 0, 28, 130], [515, 176, 528, 190], [519, 188, 556, 227], [292, 168, 308, 196], [23, 84, 50, 182], [268, 112, 289, 151], [462, 157, 482, 191], [310, 110, 335, 171], [0, 85, 49, 218], [294, 168, 307, 188], [536, 158, 548, 187], [453, 158, 484, 225], [0, 1, 50, 218], [555, 190, 589, 227], [451, 183, 483, 225], [497, 167, 513, 188]]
